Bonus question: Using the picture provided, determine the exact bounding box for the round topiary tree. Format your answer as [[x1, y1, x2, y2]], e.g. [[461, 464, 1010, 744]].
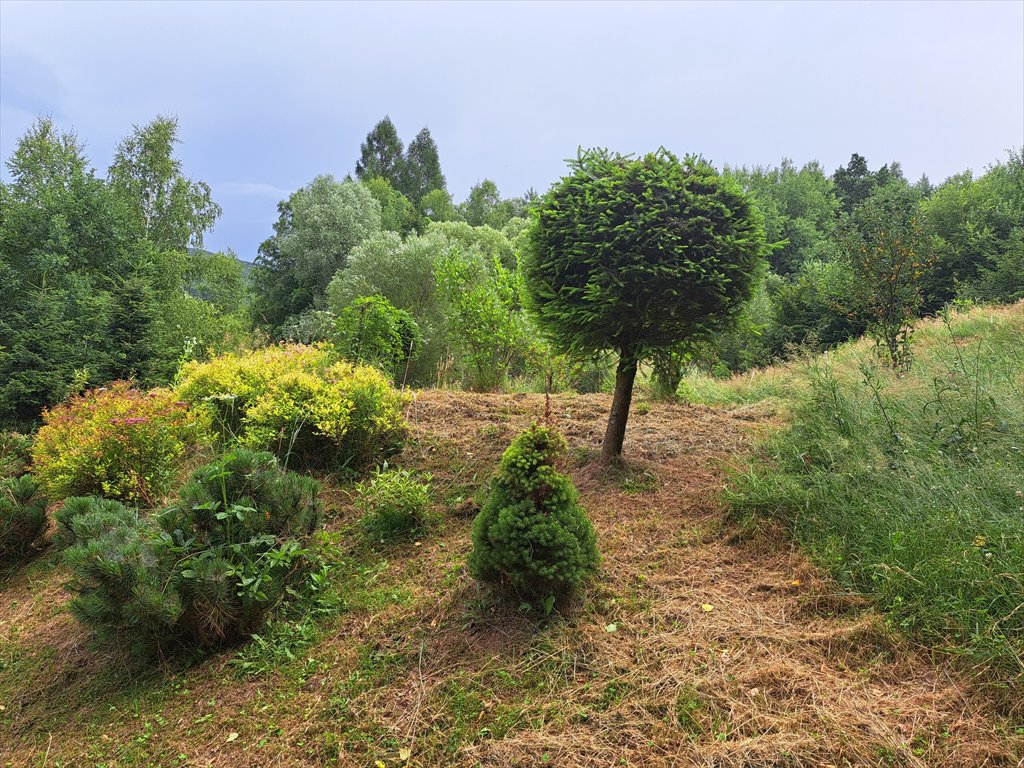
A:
[[469, 424, 598, 605], [526, 149, 766, 460]]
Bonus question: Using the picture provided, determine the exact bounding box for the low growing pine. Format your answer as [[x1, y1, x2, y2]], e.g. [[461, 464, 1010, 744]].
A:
[[61, 449, 322, 656], [0, 474, 48, 562]]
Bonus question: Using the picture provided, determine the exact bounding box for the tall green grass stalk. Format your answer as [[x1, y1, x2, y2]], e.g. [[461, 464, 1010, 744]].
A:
[[728, 305, 1024, 679]]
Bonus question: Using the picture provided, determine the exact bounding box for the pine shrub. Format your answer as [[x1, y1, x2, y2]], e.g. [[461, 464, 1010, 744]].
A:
[[54, 495, 138, 549], [469, 425, 599, 604], [0, 474, 48, 562], [1, 431, 33, 480], [61, 450, 322, 655], [31, 382, 212, 505], [356, 467, 432, 540]]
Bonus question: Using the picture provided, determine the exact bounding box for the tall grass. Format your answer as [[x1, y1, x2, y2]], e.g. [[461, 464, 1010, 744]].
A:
[[727, 304, 1024, 679]]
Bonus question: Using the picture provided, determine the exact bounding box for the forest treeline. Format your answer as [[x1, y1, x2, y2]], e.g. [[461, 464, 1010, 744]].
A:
[[1, 114, 1021, 427]]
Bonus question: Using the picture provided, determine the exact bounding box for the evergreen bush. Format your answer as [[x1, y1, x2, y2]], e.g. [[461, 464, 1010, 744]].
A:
[[469, 425, 599, 604], [54, 495, 138, 549], [1, 431, 33, 479], [31, 382, 212, 505], [61, 450, 322, 655], [356, 467, 432, 540], [0, 474, 48, 562]]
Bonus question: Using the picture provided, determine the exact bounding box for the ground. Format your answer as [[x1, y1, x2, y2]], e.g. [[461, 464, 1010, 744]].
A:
[[1, 391, 1021, 767]]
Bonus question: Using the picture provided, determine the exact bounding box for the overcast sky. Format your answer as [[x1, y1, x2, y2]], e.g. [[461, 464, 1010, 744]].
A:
[[2, 0, 1022, 259]]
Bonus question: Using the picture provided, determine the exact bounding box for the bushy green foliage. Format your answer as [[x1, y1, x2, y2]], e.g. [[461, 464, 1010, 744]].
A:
[[527, 149, 766, 457], [0, 474, 48, 562], [277, 308, 338, 344], [767, 260, 867, 354], [434, 240, 536, 391], [357, 467, 433, 539], [0, 431, 33, 479], [251, 175, 382, 330], [728, 306, 1024, 673], [528, 149, 765, 358], [470, 425, 598, 603], [54, 495, 138, 550], [363, 176, 419, 235], [176, 345, 408, 470], [326, 224, 536, 389], [333, 296, 421, 380], [62, 450, 322, 654], [31, 382, 212, 505], [921, 149, 1024, 310], [726, 159, 840, 276]]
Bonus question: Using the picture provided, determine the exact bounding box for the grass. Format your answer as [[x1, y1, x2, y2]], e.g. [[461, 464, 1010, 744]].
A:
[[3, 364, 1024, 765], [724, 302, 1024, 683]]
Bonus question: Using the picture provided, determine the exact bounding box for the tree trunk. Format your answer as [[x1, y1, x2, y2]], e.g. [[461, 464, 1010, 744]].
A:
[[601, 347, 638, 461]]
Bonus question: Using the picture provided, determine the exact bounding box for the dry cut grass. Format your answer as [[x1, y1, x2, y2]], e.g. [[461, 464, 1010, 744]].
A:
[[0, 390, 1021, 767]]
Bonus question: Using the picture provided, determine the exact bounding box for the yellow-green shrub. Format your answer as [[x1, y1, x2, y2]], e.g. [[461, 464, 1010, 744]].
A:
[[176, 344, 333, 438], [31, 382, 212, 505], [177, 345, 408, 469]]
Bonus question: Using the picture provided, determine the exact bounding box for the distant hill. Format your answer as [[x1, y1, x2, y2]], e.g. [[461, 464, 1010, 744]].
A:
[[188, 247, 255, 278]]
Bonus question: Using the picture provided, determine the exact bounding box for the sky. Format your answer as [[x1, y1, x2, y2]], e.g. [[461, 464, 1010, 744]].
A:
[[1, 0, 1022, 260]]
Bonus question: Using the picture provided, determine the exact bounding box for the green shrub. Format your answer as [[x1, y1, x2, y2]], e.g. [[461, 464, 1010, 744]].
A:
[[54, 495, 139, 550], [357, 467, 432, 540], [277, 309, 338, 344], [61, 450, 322, 655], [1, 432, 33, 479], [176, 344, 408, 470], [469, 425, 599, 604], [0, 474, 48, 562], [31, 382, 212, 505], [333, 296, 421, 381]]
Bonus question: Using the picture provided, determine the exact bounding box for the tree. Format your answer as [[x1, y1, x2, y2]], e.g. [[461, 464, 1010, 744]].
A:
[[841, 185, 930, 369], [0, 119, 134, 424], [832, 153, 876, 214], [920, 149, 1024, 309], [526, 149, 765, 460], [251, 176, 381, 328], [362, 177, 418, 235], [461, 179, 502, 227], [469, 425, 598, 604], [326, 230, 452, 386], [419, 188, 457, 223], [434, 235, 532, 391], [332, 295, 421, 381], [108, 115, 221, 250], [401, 127, 446, 204], [726, 159, 840, 276], [355, 116, 405, 189], [108, 276, 156, 381]]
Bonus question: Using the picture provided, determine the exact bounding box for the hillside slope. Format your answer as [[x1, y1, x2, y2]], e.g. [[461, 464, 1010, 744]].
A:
[[1, 390, 1021, 766]]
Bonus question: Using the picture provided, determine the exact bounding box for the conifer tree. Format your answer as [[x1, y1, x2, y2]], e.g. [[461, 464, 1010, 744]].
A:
[[355, 116, 405, 190], [526, 149, 765, 460], [470, 425, 598, 604], [401, 127, 446, 204], [108, 276, 156, 382]]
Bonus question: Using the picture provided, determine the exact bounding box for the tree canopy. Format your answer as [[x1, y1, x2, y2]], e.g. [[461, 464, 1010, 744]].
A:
[[526, 148, 766, 458]]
